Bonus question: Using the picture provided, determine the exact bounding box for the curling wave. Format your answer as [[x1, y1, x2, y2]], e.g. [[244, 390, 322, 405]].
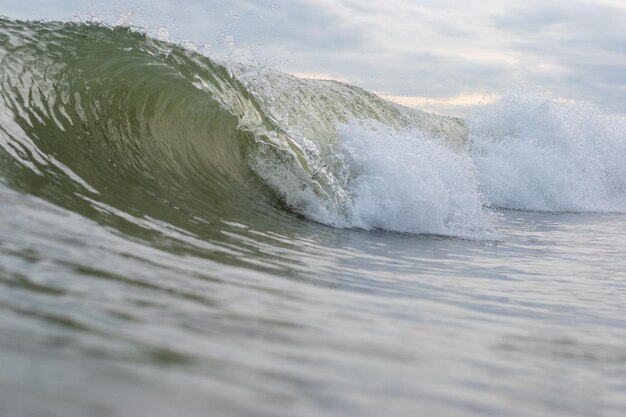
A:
[[1, 18, 625, 241]]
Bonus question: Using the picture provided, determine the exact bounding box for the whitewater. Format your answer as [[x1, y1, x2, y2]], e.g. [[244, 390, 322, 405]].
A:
[[1, 17, 626, 417]]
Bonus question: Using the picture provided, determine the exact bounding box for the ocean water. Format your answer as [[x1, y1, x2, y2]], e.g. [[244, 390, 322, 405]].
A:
[[0, 15, 625, 417]]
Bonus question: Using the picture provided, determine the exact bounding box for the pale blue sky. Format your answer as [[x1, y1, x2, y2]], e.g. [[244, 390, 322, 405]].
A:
[[2, 0, 626, 115]]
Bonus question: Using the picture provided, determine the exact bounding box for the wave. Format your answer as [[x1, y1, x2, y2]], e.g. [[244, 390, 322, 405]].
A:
[[0, 18, 624, 241]]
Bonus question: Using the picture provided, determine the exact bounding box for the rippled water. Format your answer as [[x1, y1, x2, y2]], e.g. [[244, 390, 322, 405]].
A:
[[1, 16, 625, 417], [3, 177, 626, 416]]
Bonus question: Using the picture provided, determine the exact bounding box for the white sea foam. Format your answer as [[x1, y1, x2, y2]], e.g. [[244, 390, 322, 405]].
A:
[[468, 91, 626, 212], [250, 119, 495, 238], [336, 121, 494, 238]]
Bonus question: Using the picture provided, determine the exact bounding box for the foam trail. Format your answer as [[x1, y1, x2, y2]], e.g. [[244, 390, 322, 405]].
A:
[[469, 91, 626, 212]]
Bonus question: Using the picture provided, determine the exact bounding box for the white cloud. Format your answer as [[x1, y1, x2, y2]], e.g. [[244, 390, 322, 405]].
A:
[[3, 0, 626, 114]]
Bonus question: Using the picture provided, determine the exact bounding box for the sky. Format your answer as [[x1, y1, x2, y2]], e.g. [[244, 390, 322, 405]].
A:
[[2, 0, 626, 116]]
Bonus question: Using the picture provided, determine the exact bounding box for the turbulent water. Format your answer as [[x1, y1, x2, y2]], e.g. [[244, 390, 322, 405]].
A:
[[1, 18, 626, 417]]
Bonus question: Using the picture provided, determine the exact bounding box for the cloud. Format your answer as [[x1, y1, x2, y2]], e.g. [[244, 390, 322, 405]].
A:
[[491, 1, 626, 111], [3, 0, 626, 115]]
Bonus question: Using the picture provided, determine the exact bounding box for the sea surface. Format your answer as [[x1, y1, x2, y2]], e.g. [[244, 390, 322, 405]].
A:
[[1, 14, 625, 417]]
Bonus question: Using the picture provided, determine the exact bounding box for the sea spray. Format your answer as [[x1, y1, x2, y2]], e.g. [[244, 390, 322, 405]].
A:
[[337, 121, 494, 237], [468, 91, 626, 212]]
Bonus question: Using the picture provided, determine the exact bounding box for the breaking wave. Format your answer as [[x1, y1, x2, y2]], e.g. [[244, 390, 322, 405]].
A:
[[1, 18, 625, 241]]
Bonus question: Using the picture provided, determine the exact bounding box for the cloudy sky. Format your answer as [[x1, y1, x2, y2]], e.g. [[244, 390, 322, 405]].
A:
[[2, 0, 626, 115]]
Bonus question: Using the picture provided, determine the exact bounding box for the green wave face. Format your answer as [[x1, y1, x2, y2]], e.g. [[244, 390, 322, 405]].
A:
[[0, 18, 277, 229]]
